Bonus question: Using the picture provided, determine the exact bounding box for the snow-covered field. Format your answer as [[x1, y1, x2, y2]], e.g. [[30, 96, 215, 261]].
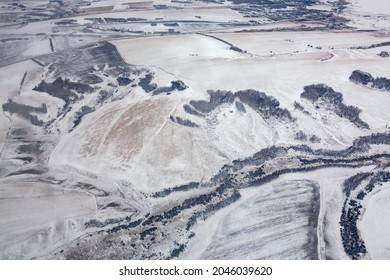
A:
[[345, 0, 390, 30], [186, 179, 321, 260], [359, 180, 390, 259], [1, 0, 390, 260], [348, 0, 390, 15], [183, 166, 376, 260], [113, 31, 390, 146], [0, 179, 96, 259]]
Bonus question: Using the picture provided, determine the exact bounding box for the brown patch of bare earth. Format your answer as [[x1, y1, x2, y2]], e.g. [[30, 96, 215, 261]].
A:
[[79, 98, 174, 166]]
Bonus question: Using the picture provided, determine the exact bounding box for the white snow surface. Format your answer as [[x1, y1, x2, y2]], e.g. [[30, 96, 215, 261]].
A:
[[359, 180, 390, 259], [183, 166, 376, 260]]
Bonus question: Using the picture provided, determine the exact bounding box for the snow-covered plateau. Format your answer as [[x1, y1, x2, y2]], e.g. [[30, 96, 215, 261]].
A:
[[0, 0, 390, 259]]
